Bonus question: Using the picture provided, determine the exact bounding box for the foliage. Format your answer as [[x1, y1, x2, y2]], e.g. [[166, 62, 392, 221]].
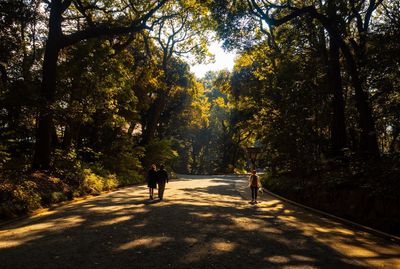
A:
[[144, 139, 179, 169]]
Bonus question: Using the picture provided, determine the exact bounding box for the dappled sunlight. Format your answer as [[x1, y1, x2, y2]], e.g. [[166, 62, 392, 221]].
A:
[[211, 239, 237, 252], [272, 212, 400, 267], [278, 215, 298, 222], [232, 216, 264, 231], [264, 255, 290, 264], [290, 254, 316, 262], [91, 215, 132, 228], [189, 212, 214, 218], [260, 227, 284, 235], [0, 235, 44, 249], [242, 179, 400, 268], [1, 175, 399, 268], [115, 236, 174, 251], [0, 215, 85, 249], [88, 205, 127, 213]]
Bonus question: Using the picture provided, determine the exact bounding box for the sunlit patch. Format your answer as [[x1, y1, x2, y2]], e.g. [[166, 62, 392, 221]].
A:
[[332, 228, 354, 236], [55, 215, 85, 225], [291, 254, 315, 262], [184, 237, 199, 245], [88, 205, 130, 213], [0, 235, 44, 248], [278, 215, 297, 222], [115, 236, 174, 251], [21, 222, 54, 231], [261, 227, 283, 234], [264, 204, 284, 212], [263, 199, 281, 207], [334, 242, 379, 258], [315, 227, 331, 233], [211, 239, 237, 252], [232, 217, 262, 230], [190, 212, 214, 218], [91, 215, 132, 227], [265, 255, 290, 263], [0, 216, 84, 248], [131, 207, 149, 213]]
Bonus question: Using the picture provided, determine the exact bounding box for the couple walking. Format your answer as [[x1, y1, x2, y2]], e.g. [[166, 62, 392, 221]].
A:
[[147, 164, 169, 200]]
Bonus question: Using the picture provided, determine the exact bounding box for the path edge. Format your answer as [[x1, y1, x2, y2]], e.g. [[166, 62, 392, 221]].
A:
[[262, 187, 400, 244]]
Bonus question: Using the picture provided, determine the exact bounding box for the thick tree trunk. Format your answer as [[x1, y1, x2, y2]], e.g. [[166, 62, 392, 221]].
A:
[[141, 91, 167, 145], [32, 1, 63, 169], [340, 44, 380, 158], [328, 37, 347, 157], [326, 1, 347, 158], [305, 6, 380, 159]]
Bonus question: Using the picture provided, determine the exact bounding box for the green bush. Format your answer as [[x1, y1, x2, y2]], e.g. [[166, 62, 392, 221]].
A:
[[80, 168, 118, 195], [12, 181, 42, 212], [50, 192, 68, 203], [261, 172, 279, 189]]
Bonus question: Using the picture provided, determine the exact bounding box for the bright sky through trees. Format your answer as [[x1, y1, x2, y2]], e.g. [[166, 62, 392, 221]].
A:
[[191, 42, 236, 78]]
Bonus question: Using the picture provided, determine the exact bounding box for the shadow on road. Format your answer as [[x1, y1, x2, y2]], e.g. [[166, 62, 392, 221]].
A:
[[0, 175, 398, 268]]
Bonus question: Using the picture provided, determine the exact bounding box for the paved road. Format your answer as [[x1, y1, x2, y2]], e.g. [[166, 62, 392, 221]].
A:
[[1, 175, 399, 268]]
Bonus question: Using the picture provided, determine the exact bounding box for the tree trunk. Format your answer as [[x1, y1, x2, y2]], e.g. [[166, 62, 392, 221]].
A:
[[339, 44, 380, 158], [32, 1, 63, 169], [389, 127, 400, 154], [62, 122, 73, 150], [328, 37, 347, 157], [141, 91, 167, 145], [31, 0, 166, 169], [0, 63, 7, 85], [306, 5, 380, 159]]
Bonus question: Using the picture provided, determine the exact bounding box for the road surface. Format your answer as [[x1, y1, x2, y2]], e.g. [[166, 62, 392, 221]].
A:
[[1, 175, 399, 268]]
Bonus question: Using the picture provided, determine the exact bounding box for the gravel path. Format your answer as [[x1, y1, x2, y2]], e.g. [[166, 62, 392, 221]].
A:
[[1, 175, 399, 268]]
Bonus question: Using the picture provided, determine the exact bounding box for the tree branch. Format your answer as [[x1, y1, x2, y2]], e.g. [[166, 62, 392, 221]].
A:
[[61, 0, 167, 48], [364, 0, 383, 31], [248, 0, 316, 27]]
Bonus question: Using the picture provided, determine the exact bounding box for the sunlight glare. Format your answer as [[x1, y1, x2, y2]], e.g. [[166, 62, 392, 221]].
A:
[[191, 41, 236, 78]]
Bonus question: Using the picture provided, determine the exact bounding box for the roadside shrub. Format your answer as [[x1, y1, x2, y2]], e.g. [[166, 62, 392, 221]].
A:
[[80, 168, 118, 195]]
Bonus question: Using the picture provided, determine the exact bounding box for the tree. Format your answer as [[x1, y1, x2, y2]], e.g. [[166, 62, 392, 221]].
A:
[[140, 0, 212, 144], [209, 0, 384, 159], [33, 0, 167, 169]]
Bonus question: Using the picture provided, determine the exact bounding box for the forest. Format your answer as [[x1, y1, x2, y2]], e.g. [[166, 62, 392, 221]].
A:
[[0, 0, 399, 235]]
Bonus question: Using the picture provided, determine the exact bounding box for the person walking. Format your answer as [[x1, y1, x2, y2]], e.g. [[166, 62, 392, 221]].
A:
[[147, 164, 157, 200], [156, 164, 169, 200], [249, 170, 261, 203]]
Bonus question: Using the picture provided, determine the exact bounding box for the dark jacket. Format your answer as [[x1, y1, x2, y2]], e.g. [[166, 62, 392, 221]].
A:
[[156, 169, 169, 184], [147, 168, 157, 188]]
